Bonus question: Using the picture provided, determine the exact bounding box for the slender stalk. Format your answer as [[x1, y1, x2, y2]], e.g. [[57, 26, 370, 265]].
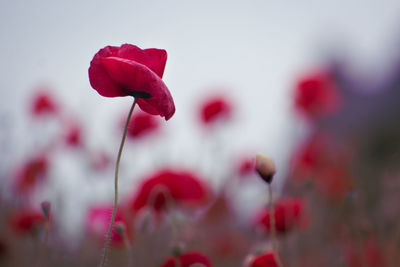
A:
[[99, 98, 137, 267], [37, 221, 50, 267], [268, 184, 283, 267], [147, 185, 179, 244]]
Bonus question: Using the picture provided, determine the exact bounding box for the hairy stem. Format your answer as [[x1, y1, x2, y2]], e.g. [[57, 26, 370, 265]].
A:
[[99, 98, 137, 267]]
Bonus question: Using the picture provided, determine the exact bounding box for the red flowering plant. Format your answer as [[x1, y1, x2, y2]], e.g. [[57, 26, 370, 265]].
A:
[[246, 251, 279, 267], [294, 70, 341, 120], [237, 156, 256, 178], [161, 251, 213, 267], [125, 109, 161, 140], [4, 34, 400, 267], [278, 59, 400, 266], [30, 90, 59, 118], [255, 198, 306, 235], [199, 95, 232, 126], [89, 44, 175, 120], [63, 122, 83, 148], [85, 205, 131, 247], [13, 154, 49, 196], [129, 168, 211, 217], [88, 43, 175, 266], [9, 209, 46, 236]]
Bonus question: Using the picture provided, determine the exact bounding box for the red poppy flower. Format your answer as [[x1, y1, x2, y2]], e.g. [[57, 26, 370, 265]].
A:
[[64, 123, 83, 147], [249, 252, 279, 267], [88, 44, 175, 120], [14, 155, 48, 194], [86, 205, 130, 246], [130, 169, 211, 213], [10, 209, 45, 235], [237, 156, 256, 177], [256, 198, 305, 235], [294, 70, 340, 118], [161, 251, 212, 267], [31, 91, 58, 117], [200, 96, 232, 124], [126, 110, 160, 139]]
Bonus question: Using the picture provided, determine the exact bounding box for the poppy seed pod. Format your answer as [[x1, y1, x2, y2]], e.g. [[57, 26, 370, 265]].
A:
[[256, 154, 276, 184]]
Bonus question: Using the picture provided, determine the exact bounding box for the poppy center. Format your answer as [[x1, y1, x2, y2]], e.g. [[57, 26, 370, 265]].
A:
[[122, 86, 152, 99]]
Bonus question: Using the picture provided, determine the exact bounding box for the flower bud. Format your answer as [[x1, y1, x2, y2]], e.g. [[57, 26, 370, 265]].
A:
[[114, 221, 126, 236], [41, 201, 51, 221], [256, 154, 276, 184]]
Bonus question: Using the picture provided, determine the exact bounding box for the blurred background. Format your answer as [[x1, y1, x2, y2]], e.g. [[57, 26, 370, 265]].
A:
[[1, 0, 400, 266]]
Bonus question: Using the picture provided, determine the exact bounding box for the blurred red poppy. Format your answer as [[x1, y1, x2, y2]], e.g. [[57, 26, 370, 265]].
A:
[[64, 123, 83, 148], [256, 198, 306, 235], [126, 110, 160, 139], [237, 156, 256, 177], [294, 70, 340, 118], [10, 209, 45, 235], [200, 96, 232, 124], [161, 251, 212, 267], [86, 205, 130, 246], [249, 252, 279, 267], [31, 91, 58, 117], [88, 44, 175, 120], [130, 169, 211, 213], [14, 155, 48, 194]]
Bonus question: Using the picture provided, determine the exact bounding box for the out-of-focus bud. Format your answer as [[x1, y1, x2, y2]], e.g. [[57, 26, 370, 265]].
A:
[[256, 154, 276, 184], [172, 242, 185, 257], [41, 201, 51, 221], [114, 221, 126, 237], [134, 207, 157, 234]]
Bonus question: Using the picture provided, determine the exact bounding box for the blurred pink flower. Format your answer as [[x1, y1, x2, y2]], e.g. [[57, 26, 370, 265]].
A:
[[161, 251, 212, 267], [126, 110, 160, 139], [9, 209, 45, 235], [130, 169, 211, 213], [237, 156, 256, 177], [64, 123, 83, 148], [86, 205, 130, 246], [14, 155, 48, 194], [294, 70, 340, 119], [200, 96, 232, 125], [249, 252, 278, 267], [256, 198, 306, 235], [88, 44, 175, 120], [30, 91, 58, 117]]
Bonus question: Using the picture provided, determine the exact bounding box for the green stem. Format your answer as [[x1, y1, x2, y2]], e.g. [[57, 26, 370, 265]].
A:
[[99, 98, 137, 267]]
